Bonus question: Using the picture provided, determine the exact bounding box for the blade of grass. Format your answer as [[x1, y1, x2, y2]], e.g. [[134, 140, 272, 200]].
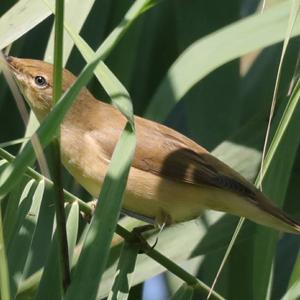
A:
[[252, 4, 300, 299], [32, 203, 76, 300], [0, 0, 52, 50], [3, 180, 227, 300], [2, 0, 148, 296], [6, 179, 44, 299], [43, 0, 157, 123], [258, 0, 300, 188], [52, 0, 64, 106], [64, 202, 79, 263], [145, 0, 300, 121], [208, 2, 300, 296], [25, 0, 97, 147], [52, 2, 156, 299], [251, 85, 300, 300], [281, 251, 300, 300], [0, 202, 10, 300], [50, 0, 70, 291], [259, 73, 300, 180], [207, 218, 245, 299], [0, 137, 30, 148], [210, 73, 300, 300], [21, 186, 56, 294], [34, 236, 63, 300], [125, 227, 224, 300], [34, 202, 79, 300], [206, 79, 300, 299], [108, 241, 139, 300], [44, 0, 96, 65], [17, 219, 225, 300], [169, 283, 194, 300], [1, 144, 224, 300], [3, 177, 31, 245], [0, 147, 91, 215]]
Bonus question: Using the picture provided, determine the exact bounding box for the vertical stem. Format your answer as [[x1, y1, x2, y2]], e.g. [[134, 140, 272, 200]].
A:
[[49, 141, 70, 290], [52, 0, 70, 291], [0, 204, 10, 300]]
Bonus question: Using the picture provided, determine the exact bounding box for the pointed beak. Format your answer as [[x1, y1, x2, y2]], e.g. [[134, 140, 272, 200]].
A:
[[5, 55, 13, 63], [3, 54, 12, 65], [4, 55, 18, 73], [3, 53, 9, 60]]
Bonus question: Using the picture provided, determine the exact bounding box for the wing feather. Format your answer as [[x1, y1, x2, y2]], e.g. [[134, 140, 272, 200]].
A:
[[87, 103, 257, 200], [133, 116, 257, 199]]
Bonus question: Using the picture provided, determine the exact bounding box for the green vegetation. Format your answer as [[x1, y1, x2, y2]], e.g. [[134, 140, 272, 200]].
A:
[[0, 1, 300, 299]]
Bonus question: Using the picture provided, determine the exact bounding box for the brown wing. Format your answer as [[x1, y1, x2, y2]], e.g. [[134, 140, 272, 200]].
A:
[[86, 102, 256, 200], [132, 116, 257, 199]]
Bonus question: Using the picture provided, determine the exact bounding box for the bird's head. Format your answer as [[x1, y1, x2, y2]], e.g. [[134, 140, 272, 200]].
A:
[[5, 56, 76, 120]]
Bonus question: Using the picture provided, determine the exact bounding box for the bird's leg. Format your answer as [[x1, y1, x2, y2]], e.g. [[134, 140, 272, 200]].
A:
[[127, 224, 154, 253], [131, 211, 170, 252], [87, 199, 97, 212], [80, 199, 97, 222], [149, 221, 166, 249], [149, 211, 170, 249]]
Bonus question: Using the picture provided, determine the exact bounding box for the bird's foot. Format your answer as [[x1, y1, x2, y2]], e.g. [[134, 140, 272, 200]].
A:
[[80, 199, 97, 223], [131, 219, 168, 253], [130, 225, 158, 253]]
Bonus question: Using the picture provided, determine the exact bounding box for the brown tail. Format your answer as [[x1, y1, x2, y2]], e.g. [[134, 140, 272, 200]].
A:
[[252, 191, 300, 234]]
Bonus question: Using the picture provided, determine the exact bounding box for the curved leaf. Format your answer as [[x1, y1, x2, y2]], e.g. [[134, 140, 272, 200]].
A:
[[145, 1, 300, 121]]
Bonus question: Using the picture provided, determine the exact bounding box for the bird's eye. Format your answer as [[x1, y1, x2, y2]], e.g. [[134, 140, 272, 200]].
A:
[[34, 76, 47, 87]]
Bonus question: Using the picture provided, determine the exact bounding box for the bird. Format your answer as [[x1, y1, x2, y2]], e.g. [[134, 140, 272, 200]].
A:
[[4, 55, 300, 234]]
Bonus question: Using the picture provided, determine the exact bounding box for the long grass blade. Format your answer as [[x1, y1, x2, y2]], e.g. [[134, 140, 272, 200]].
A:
[[145, 1, 300, 121], [6, 179, 44, 299], [209, 1, 300, 295], [0, 0, 52, 50], [258, 0, 300, 188], [108, 241, 139, 300], [169, 283, 194, 300], [51, 0, 71, 291], [281, 251, 300, 300], [0, 202, 10, 300]]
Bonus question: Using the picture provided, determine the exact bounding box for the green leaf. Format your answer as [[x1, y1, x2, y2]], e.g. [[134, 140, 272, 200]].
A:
[[251, 82, 300, 299], [65, 202, 79, 263], [169, 283, 194, 300], [7, 179, 44, 299], [0, 201, 10, 300], [25, 0, 96, 143], [34, 201, 79, 300], [281, 251, 300, 300], [108, 241, 139, 300], [145, 0, 300, 121], [0, 137, 30, 149], [3, 177, 32, 244], [0, 0, 51, 50], [44, 0, 96, 65], [34, 234, 63, 300], [17, 187, 57, 299], [44, 0, 156, 124]]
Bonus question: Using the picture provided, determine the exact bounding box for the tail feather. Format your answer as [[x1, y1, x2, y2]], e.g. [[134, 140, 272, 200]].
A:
[[252, 192, 300, 234]]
